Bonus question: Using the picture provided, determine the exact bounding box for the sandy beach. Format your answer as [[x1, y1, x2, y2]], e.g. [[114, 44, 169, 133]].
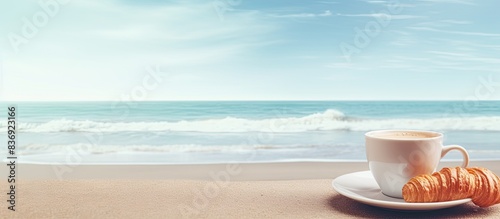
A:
[[1, 160, 499, 218]]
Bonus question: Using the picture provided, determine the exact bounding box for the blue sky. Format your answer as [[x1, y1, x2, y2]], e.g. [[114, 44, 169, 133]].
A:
[[0, 0, 499, 100]]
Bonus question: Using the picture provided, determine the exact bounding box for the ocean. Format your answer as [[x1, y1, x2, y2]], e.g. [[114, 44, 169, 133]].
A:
[[1, 101, 499, 164]]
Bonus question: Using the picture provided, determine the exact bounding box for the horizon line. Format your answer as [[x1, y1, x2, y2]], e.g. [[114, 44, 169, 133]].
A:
[[2, 99, 500, 102]]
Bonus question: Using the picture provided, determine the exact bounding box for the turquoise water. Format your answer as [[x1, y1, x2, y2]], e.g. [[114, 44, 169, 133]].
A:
[[1, 101, 499, 163]]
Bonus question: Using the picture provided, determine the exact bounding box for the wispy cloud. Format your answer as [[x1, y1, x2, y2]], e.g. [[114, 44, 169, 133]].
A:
[[414, 19, 471, 28], [43, 1, 281, 66], [336, 13, 424, 20], [391, 37, 417, 47], [440, 19, 472, 25], [317, 1, 339, 4], [325, 62, 369, 70], [296, 55, 320, 60], [443, 40, 500, 50], [379, 63, 414, 69], [418, 0, 476, 5], [433, 65, 499, 72], [361, 0, 416, 7], [409, 27, 500, 37], [428, 51, 500, 64], [364, 0, 388, 4], [270, 10, 332, 18], [390, 56, 430, 62], [389, 30, 412, 35], [428, 51, 471, 57]]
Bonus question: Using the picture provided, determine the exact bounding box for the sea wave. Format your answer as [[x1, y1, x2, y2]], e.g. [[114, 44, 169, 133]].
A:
[[2, 109, 500, 133], [18, 143, 340, 155]]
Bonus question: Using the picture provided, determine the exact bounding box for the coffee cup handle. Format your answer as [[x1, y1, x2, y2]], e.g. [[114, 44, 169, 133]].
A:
[[441, 145, 469, 168]]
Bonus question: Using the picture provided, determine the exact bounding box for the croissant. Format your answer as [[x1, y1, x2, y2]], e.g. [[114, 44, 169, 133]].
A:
[[402, 167, 500, 207]]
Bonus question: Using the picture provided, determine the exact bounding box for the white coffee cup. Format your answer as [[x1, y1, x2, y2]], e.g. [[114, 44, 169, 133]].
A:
[[365, 130, 469, 198]]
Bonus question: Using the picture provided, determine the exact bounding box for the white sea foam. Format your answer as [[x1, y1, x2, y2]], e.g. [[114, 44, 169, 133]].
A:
[[18, 143, 335, 155], [3, 109, 500, 133]]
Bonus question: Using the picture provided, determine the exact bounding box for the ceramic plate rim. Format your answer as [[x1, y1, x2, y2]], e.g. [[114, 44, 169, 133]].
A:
[[332, 171, 471, 211]]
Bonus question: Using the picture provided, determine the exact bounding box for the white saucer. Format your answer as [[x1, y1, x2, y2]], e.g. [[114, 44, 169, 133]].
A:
[[332, 171, 471, 211]]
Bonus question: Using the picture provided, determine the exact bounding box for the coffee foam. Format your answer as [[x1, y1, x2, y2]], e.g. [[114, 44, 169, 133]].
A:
[[370, 131, 438, 140]]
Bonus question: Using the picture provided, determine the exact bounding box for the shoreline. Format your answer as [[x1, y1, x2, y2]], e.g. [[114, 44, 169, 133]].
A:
[[12, 158, 500, 165], [5, 160, 499, 180]]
